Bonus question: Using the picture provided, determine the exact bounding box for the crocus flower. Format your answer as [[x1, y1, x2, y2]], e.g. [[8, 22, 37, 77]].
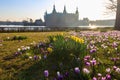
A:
[[64, 72, 69, 77], [84, 58, 88, 62], [97, 73, 102, 77], [58, 75, 63, 80], [113, 66, 117, 70], [106, 74, 111, 80], [84, 55, 91, 60], [44, 70, 49, 77], [90, 58, 97, 66], [74, 67, 80, 73], [112, 42, 118, 47], [90, 49, 97, 53], [34, 55, 38, 60], [106, 68, 111, 73], [92, 77, 97, 80], [101, 77, 106, 80], [83, 68, 90, 74], [85, 62, 91, 66], [57, 71, 63, 80], [115, 68, 120, 73], [29, 56, 32, 59], [57, 71, 61, 77], [111, 58, 117, 62], [15, 52, 19, 55], [44, 55, 47, 59]]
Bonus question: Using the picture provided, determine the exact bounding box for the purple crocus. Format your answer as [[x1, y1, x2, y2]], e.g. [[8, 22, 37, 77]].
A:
[[15, 52, 19, 55], [84, 55, 91, 63], [112, 42, 118, 47], [90, 58, 97, 66], [115, 68, 120, 73], [101, 77, 106, 80], [64, 72, 69, 77], [92, 77, 97, 80], [106, 74, 111, 80], [44, 55, 47, 59], [111, 58, 117, 62], [57, 71, 61, 77], [85, 62, 91, 66], [113, 66, 117, 70], [84, 58, 88, 62], [34, 55, 38, 60], [57, 71, 63, 80], [97, 73, 102, 77], [85, 55, 91, 60], [74, 67, 80, 73], [44, 70, 49, 77], [15, 52, 22, 56], [90, 49, 97, 53], [58, 75, 63, 80]]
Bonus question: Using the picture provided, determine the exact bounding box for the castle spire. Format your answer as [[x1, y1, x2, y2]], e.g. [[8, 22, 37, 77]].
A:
[[76, 7, 79, 14], [63, 5, 67, 14], [52, 4, 56, 13], [45, 10, 47, 15]]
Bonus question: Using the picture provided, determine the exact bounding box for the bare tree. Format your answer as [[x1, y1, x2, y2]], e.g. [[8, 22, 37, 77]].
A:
[[106, 0, 117, 12], [106, 0, 120, 30], [115, 0, 120, 30]]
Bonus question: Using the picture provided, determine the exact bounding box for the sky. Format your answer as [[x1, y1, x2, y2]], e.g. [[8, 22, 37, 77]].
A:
[[0, 0, 116, 21]]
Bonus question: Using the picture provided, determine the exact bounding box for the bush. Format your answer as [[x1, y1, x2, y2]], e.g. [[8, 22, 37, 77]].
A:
[[4, 35, 27, 41], [12, 35, 27, 40]]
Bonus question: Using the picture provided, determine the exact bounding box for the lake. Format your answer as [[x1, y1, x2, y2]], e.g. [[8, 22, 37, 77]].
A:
[[0, 25, 114, 31]]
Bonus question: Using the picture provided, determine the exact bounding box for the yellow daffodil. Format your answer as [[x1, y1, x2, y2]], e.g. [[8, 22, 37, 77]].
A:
[[70, 36, 84, 44], [47, 47, 53, 53], [60, 33, 64, 36], [53, 37, 56, 41]]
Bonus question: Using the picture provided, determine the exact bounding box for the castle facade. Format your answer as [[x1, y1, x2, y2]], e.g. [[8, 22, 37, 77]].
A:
[[44, 5, 79, 27]]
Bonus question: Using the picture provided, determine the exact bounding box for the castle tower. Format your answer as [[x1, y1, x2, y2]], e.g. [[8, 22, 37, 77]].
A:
[[75, 7, 79, 14], [75, 7, 79, 21], [44, 10, 47, 25], [45, 10, 47, 15], [52, 5, 57, 13], [63, 5, 67, 14]]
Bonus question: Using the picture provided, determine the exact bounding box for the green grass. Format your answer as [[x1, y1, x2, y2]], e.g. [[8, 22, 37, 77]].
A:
[[0, 32, 63, 80]]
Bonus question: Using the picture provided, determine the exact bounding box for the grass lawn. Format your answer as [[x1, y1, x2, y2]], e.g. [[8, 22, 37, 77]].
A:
[[0, 32, 63, 80], [0, 30, 120, 80]]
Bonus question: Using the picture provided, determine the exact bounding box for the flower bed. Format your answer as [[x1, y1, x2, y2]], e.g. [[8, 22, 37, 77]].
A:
[[16, 31, 120, 80]]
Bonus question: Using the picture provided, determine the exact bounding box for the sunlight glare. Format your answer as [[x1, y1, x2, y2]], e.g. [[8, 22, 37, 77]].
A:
[[89, 25, 97, 29]]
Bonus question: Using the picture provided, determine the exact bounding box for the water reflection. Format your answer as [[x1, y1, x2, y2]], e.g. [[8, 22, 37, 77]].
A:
[[0, 25, 114, 28], [0, 25, 45, 28], [0, 25, 113, 32]]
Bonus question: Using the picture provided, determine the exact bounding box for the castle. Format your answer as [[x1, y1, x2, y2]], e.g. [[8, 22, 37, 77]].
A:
[[44, 5, 79, 27]]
